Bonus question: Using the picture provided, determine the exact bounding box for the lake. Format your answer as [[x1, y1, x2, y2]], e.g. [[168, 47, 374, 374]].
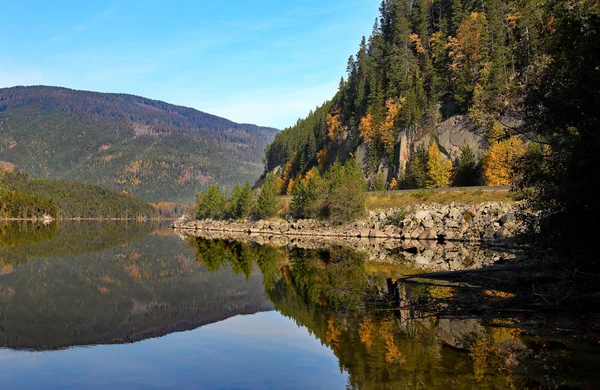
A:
[[0, 221, 598, 389]]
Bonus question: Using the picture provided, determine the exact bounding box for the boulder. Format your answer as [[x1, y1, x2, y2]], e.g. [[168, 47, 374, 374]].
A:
[[414, 210, 430, 220], [483, 226, 496, 239], [442, 229, 455, 240], [495, 227, 511, 240], [448, 208, 461, 220], [414, 255, 430, 265], [445, 220, 459, 228], [418, 228, 438, 240], [499, 212, 516, 225]]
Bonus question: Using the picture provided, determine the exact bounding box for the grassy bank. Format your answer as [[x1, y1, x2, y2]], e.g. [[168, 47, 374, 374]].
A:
[[277, 187, 514, 216], [365, 188, 514, 210]]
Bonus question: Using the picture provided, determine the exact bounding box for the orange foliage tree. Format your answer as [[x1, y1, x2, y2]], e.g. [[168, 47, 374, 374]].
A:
[[483, 137, 526, 186], [359, 98, 405, 157], [326, 109, 344, 140]]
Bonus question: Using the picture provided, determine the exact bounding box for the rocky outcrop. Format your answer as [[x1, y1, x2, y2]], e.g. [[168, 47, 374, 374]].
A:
[[174, 202, 522, 244], [385, 114, 485, 180]]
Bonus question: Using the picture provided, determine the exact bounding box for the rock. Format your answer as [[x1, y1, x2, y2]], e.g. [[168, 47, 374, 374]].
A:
[[418, 228, 438, 240], [414, 210, 430, 220], [411, 228, 424, 239], [360, 229, 370, 238], [499, 212, 515, 225], [494, 227, 511, 240], [370, 230, 384, 238], [448, 208, 461, 220], [483, 226, 496, 239], [414, 255, 430, 265], [442, 229, 455, 240], [445, 220, 459, 228], [423, 220, 434, 228]]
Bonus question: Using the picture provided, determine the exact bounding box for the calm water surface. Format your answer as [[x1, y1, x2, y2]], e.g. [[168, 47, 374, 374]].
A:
[[0, 221, 598, 389]]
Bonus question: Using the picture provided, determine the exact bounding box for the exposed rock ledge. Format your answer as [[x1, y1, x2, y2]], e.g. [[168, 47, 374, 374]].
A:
[[173, 202, 523, 244]]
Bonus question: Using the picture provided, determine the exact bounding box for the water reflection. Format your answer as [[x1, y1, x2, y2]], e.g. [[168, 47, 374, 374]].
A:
[[188, 237, 599, 389], [0, 224, 598, 389], [0, 222, 272, 350]]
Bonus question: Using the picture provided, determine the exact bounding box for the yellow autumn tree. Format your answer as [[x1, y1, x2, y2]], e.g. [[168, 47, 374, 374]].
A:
[[359, 98, 404, 153], [359, 112, 377, 144], [447, 12, 488, 80], [286, 178, 296, 195], [409, 33, 425, 55], [302, 166, 320, 184], [426, 141, 452, 188], [389, 178, 399, 190], [381, 98, 404, 152], [317, 148, 328, 170], [483, 137, 526, 186], [326, 109, 343, 140], [275, 177, 285, 194]]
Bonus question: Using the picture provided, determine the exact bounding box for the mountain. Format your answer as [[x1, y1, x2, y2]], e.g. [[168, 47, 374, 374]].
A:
[[0, 86, 278, 202], [261, 0, 545, 191]]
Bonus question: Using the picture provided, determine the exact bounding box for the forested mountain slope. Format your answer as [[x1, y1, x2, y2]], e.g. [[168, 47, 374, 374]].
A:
[[0, 86, 278, 202], [263, 0, 552, 191]]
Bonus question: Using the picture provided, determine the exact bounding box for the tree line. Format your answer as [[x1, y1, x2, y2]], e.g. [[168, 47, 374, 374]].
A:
[[0, 170, 156, 219], [195, 158, 368, 224]]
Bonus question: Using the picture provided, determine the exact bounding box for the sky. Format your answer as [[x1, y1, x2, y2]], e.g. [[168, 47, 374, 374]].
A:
[[0, 0, 380, 129]]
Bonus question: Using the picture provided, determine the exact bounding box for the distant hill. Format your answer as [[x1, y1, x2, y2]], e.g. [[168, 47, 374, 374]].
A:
[[1, 170, 157, 219], [0, 86, 278, 202]]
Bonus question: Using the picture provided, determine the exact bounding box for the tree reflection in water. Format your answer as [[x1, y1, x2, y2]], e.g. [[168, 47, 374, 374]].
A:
[[190, 237, 600, 390]]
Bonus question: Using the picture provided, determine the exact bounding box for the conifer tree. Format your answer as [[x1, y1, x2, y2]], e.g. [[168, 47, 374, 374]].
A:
[[196, 185, 225, 220], [255, 174, 279, 219]]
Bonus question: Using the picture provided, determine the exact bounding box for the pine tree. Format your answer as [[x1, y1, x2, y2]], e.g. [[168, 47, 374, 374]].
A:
[[255, 174, 279, 219], [196, 185, 226, 220], [454, 145, 480, 186], [325, 158, 367, 223], [229, 181, 255, 219]]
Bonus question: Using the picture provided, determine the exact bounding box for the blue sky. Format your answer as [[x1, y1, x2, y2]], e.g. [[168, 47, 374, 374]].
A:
[[1, 0, 380, 129]]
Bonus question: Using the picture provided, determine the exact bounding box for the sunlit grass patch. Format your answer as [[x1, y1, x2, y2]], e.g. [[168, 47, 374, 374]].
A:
[[365, 188, 514, 210]]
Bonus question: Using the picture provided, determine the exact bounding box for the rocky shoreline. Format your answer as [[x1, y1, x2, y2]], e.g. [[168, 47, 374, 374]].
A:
[[173, 202, 523, 244]]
